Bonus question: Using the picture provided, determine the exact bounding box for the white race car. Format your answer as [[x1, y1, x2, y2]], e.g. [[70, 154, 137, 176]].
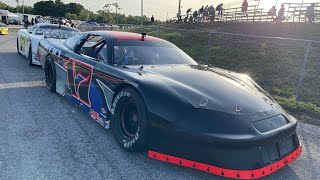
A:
[[17, 23, 80, 65]]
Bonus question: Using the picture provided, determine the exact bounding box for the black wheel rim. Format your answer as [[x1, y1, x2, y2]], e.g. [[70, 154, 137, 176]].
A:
[[47, 63, 54, 84], [120, 101, 139, 138]]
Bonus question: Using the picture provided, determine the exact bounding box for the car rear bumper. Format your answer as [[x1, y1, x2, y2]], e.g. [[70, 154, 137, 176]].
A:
[[0, 30, 8, 35]]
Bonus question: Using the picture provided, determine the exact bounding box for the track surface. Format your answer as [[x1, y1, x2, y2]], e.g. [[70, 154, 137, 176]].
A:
[[0, 34, 319, 180]]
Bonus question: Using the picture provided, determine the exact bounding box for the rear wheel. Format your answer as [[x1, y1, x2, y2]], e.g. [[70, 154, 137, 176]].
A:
[[44, 56, 56, 92], [111, 87, 148, 152]]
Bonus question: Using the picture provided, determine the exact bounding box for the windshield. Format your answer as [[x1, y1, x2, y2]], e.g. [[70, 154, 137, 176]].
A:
[[112, 41, 197, 66], [37, 27, 80, 39]]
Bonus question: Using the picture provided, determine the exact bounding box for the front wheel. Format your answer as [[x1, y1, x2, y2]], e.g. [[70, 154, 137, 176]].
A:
[[17, 38, 21, 55], [28, 46, 33, 66], [111, 87, 148, 152], [44, 56, 56, 92]]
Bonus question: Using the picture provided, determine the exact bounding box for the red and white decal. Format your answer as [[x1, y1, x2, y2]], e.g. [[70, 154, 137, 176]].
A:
[[65, 58, 93, 107], [90, 110, 99, 119]]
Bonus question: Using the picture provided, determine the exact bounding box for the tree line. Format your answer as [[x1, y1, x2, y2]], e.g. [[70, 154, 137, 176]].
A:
[[0, 0, 152, 24]]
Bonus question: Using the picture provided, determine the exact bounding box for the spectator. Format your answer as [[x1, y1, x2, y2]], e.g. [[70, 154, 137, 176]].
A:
[[31, 18, 34, 26], [177, 11, 182, 22], [268, 6, 277, 17], [151, 15, 155, 24], [200, 6, 204, 13], [306, 3, 316, 23], [204, 5, 209, 14], [208, 5, 215, 22], [37, 16, 44, 23], [23, 16, 30, 29], [277, 4, 285, 22], [241, 0, 248, 16], [186, 8, 192, 18], [193, 10, 198, 22], [216, 3, 223, 15], [204, 5, 209, 21], [35, 17, 38, 24]]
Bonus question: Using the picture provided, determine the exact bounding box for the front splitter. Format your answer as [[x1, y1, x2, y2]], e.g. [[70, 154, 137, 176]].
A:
[[148, 146, 302, 179]]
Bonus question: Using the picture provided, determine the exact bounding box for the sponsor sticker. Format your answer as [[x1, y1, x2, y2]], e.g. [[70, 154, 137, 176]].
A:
[[90, 109, 99, 119], [124, 80, 138, 88]]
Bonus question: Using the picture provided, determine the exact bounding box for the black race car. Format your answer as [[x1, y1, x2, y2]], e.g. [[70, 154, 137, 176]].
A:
[[37, 31, 302, 179]]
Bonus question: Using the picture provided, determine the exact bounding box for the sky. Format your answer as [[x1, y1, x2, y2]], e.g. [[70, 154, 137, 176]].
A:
[[4, 0, 317, 20]]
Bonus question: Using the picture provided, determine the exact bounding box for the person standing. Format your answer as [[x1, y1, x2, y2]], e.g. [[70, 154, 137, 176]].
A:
[[241, 0, 248, 16], [268, 6, 277, 17], [35, 17, 38, 24], [37, 16, 44, 23], [150, 15, 155, 24], [186, 8, 192, 18], [23, 16, 30, 29], [306, 3, 316, 23], [31, 18, 34, 26], [278, 4, 285, 22], [177, 11, 182, 22], [193, 10, 198, 22], [216, 3, 224, 16], [208, 5, 215, 22]]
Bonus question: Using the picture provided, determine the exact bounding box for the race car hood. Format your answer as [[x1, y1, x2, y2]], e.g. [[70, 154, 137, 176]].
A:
[[139, 64, 276, 115]]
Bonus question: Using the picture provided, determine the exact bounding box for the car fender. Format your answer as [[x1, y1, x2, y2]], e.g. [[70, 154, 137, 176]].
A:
[[29, 35, 42, 64], [17, 29, 29, 56], [106, 69, 189, 123], [91, 64, 185, 121]]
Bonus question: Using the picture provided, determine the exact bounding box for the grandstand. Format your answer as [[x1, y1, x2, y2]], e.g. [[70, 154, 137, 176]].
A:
[[171, 1, 319, 23]]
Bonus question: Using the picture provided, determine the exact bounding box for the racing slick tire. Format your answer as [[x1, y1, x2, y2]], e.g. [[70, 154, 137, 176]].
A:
[[28, 46, 33, 66], [111, 87, 148, 152], [16, 38, 21, 55], [44, 56, 56, 93]]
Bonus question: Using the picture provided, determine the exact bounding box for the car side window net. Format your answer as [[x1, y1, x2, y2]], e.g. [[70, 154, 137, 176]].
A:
[[79, 35, 105, 60]]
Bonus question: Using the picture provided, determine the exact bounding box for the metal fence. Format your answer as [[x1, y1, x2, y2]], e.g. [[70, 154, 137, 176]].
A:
[[79, 26, 320, 113]]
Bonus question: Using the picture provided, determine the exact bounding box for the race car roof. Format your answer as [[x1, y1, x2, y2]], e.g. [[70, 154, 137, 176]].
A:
[[36, 23, 80, 32], [86, 31, 162, 41]]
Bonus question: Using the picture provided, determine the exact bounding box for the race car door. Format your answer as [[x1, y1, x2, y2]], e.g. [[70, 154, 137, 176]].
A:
[[62, 34, 110, 124]]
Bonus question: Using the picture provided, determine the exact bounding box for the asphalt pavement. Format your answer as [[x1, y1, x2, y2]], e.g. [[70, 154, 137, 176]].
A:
[[0, 34, 319, 180]]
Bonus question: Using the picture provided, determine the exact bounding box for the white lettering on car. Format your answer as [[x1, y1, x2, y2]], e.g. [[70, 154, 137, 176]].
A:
[[111, 91, 131, 115], [123, 127, 140, 148], [42, 42, 61, 58], [124, 80, 138, 88]]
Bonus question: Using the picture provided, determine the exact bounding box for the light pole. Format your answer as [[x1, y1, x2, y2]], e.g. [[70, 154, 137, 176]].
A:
[[178, 0, 181, 14], [22, 0, 24, 16], [16, 0, 19, 13], [141, 0, 144, 25], [177, 0, 182, 22]]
